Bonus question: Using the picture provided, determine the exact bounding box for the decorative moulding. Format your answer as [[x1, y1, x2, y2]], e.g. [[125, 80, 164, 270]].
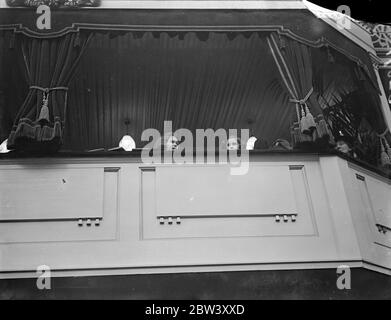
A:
[[5, 0, 101, 8]]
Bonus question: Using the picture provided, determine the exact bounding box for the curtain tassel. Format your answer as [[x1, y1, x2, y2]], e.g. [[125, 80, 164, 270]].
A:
[[300, 105, 311, 135], [290, 88, 314, 136], [304, 105, 316, 132], [38, 91, 50, 123], [30, 86, 68, 124], [384, 138, 391, 159], [380, 138, 391, 166], [292, 122, 313, 144], [315, 116, 328, 137], [315, 116, 335, 143]]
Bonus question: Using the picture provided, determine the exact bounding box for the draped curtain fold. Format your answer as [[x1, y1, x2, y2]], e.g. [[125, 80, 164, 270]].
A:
[[7, 32, 92, 152], [355, 73, 391, 167], [65, 31, 290, 151], [1, 29, 389, 170], [0, 34, 7, 142], [312, 47, 391, 167], [267, 33, 333, 146], [267, 32, 391, 167]]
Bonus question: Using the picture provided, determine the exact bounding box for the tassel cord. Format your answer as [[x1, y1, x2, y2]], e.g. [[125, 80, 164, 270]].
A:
[[376, 129, 391, 166], [290, 88, 315, 135], [289, 87, 314, 108], [29, 86, 69, 123]]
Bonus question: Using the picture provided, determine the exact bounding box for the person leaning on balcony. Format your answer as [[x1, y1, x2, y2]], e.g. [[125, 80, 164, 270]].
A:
[[227, 137, 241, 151], [270, 139, 292, 151], [334, 134, 357, 159]]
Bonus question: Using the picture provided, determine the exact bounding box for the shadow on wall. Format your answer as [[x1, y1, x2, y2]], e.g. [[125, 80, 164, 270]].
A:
[[1, 269, 391, 300]]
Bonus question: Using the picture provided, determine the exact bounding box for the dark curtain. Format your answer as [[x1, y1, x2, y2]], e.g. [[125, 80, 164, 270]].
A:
[[0, 32, 26, 143], [313, 47, 391, 167], [0, 33, 7, 142], [65, 31, 290, 151], [312, 48, 357, 110], [1, 29, 389, 169], [266, 32, 391, 169], [7, 32, 92, 152], [267, 33, 334, 146]]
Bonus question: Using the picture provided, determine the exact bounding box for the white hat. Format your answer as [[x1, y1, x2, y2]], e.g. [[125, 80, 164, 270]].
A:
[[0, 139, 10, 154], [246, 136, 258, 151], [119, 135, 136, 152]]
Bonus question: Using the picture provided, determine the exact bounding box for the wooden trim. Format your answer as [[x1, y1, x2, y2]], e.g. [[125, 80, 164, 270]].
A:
[[0, 260, 364, 279], [0, 22, 373, 74]]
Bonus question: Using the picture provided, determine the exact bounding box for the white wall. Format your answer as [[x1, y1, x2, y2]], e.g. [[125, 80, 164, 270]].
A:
[[1, 155, 389, 279]]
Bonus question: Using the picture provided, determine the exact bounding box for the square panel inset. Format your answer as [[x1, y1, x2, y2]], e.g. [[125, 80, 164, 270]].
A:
[[142, 164, 315, 240], [156, 165, 297, 218], [0, 167, 104, 221]]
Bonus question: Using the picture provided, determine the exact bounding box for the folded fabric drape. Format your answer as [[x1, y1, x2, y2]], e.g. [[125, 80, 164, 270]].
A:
[[29, 86, 69, 123], [2, 28, 388, 170], [7, 32, 92, 152], [64, 31, 291, 151], [267, 33, 334, 146]]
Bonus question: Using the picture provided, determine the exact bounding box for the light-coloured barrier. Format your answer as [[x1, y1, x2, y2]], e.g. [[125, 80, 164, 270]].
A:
[[0, 154, 389, 278]]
